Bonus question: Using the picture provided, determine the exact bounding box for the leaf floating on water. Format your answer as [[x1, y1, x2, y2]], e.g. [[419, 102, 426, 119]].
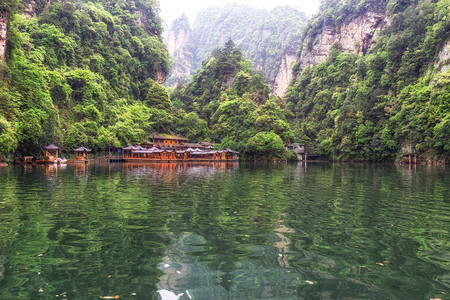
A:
[[305, 280, 314, 285], [99, 295, 119, 299]]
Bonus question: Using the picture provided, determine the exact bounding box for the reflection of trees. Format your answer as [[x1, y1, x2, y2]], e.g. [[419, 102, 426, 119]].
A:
[[283, 163, 450, 298], [0, 165, 173, 298], [0, 163, 448, 299], [157, 163, 305, 298]]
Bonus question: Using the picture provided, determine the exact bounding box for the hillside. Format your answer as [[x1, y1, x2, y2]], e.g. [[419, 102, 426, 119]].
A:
[[170, 39, 296, 160], [165, 4, 308, 96], [0, 0, 170, 158], [286, 0, 450, 162]]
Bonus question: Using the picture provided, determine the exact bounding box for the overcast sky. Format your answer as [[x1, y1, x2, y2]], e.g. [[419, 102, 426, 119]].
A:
[[159, 0, 321, 26]]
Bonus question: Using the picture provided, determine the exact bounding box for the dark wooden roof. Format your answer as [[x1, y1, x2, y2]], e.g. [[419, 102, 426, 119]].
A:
[[122, 145, 136, 150], [44, 144, 60, 150]]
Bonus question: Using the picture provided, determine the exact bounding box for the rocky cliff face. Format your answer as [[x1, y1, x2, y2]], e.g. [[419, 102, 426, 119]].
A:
[[0, 11, 8, 60], [165, 15, 193, 85], [299, 11, 389, 71], [272, 48, 297, 97], [22, 0, 38, 17], [165, 5, 307, 96], [435, 40, 450, 73]]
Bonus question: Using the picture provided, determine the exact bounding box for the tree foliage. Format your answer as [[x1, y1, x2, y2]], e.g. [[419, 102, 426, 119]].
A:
[[286, 0, 450, 161], [171, 40, 294, 159], [0, 0, 170, 158]]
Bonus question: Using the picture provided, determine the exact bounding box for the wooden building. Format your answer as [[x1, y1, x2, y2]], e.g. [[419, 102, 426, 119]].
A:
[[74, 146, 92, 160], [152, 134, 188, 147], [286, 143, 307, 160], [44, 144, 60, 159], [117, 134, 238, 162], [121, 145, 238, 162]]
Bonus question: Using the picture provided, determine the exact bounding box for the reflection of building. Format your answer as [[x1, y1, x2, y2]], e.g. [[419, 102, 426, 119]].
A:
[[120, 162, 238, 181], [286, 143, 307, 160], [121, 134, 239, 162]]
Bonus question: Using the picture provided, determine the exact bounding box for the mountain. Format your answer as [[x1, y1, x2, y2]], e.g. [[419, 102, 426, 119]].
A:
[[286, 0, 450, 162], [0, 0, 170, 158], [165, 4, 308, 97]]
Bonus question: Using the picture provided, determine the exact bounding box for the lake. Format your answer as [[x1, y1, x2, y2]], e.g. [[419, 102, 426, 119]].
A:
[[0, 162, 448, 299]]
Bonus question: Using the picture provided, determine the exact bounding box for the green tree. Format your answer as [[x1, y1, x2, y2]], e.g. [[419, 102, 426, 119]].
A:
[[245, 131, 286, 159], [145, 79, 172, 111]]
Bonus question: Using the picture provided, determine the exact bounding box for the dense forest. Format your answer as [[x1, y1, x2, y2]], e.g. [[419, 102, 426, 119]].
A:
[[170, 39, 297, 160], [0, 0, 171, 158], [0, 0, 449, 162], [286, 0, 450, 162], [0, 0, 296, 161]]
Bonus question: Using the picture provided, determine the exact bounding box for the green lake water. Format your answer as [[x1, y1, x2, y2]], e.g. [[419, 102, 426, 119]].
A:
[[0, 162, 448, 299]]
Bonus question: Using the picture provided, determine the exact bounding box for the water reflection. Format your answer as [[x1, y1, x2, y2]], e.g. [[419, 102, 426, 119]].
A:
[[0, 163, 448, 299], [118, 162, 238, 178]]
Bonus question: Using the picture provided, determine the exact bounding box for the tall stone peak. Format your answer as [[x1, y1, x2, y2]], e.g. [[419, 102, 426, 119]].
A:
[[165, 5, 308, 96], [166, 14, 193, 85]]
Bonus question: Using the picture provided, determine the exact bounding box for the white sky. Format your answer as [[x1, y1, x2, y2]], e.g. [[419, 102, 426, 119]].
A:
[[159, 0, 321, 26]]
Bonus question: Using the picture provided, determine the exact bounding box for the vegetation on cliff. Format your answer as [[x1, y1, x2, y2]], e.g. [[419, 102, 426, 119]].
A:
[[286, 0, 450, 161], [167, 4, 308, 93], [0, 0, 170, 158]]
